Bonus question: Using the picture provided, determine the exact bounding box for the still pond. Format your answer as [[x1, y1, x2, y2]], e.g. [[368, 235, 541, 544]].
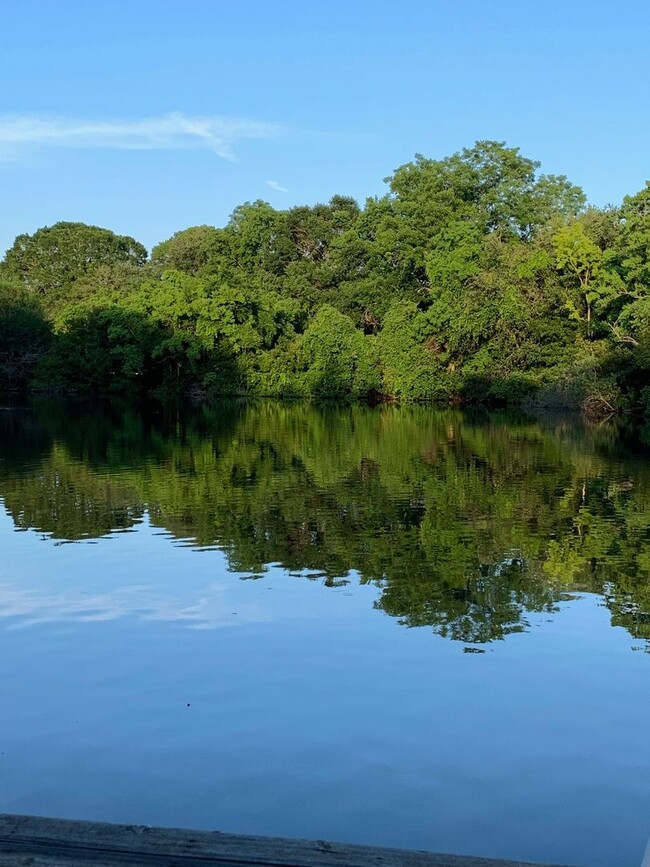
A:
[[0, 401, 648, 866]]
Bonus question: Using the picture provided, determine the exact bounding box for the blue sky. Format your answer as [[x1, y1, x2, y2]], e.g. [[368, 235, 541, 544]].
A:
[[1, 0, 649, 256]]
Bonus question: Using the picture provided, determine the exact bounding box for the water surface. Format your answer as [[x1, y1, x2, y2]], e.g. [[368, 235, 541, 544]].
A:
[[0, 401, 648, 866]]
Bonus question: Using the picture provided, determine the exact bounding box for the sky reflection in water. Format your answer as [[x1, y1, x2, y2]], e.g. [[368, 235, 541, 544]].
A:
[[0, 401, 648, 867]]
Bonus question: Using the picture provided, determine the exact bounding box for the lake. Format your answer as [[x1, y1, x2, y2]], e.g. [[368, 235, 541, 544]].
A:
[[0, 400, 648, 866]]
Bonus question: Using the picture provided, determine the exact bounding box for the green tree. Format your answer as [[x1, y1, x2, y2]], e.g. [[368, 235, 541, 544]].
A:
[[379, 301, 452, 400], [607, 185, 650, 349], [34, 306, 164, 394], [3, 222, 147, 300], [303, 305, 380, 398], [227, 201, 295, 275], [616, 182, 650, 292], [386, 141, 584, 268], [151, 225, 232, 276], [553, 222, 605, 334], [0, 279, 52, 389]]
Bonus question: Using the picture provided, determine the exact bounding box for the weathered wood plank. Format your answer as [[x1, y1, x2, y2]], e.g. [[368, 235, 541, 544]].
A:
[[0, 814, 580, 867]]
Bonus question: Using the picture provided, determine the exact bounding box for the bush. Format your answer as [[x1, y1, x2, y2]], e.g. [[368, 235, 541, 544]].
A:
[[303, 306, 380, 399]]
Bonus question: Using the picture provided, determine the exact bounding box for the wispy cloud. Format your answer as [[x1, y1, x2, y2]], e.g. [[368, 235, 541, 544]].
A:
[[0, 579, 271, 631], [266, 179, 288, 192], [0, 112, 281, 161]]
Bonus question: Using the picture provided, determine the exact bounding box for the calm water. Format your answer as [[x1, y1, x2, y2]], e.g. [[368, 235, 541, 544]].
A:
[[0, 401, 648, 866]]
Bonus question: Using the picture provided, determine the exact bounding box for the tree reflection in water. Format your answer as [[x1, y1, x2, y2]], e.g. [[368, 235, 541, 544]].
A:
[[0, 400, 648, 648]]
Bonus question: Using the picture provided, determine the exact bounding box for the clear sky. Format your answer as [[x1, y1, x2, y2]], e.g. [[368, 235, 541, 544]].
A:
[[1, 0, 649, 256]]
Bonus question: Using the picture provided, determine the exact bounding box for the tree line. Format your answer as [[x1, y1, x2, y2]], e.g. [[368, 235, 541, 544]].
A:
[[1, 140, 649, 415]]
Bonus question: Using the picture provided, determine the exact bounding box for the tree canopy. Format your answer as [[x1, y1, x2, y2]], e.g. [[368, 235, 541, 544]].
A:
[[2, 222, 147, 297], [1, 141, 648, 417]]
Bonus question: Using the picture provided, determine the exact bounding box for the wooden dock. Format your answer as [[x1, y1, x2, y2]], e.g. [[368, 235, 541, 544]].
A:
[[0, 813, 580, 866]]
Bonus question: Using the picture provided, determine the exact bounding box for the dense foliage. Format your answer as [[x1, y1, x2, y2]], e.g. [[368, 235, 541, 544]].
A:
[[1, 141, 649, 415], [1, 401, 648, 647]]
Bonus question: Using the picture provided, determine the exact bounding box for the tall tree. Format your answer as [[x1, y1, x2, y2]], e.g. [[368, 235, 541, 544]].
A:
[[2, 222, 147, 298]]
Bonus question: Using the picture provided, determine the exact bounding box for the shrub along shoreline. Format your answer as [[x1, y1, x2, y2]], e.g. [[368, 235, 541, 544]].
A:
[[1, 141, 648, 417]]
